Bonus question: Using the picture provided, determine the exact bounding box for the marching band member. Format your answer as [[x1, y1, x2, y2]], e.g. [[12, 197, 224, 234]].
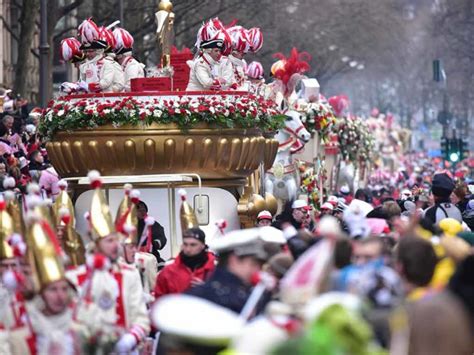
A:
[[113, 27, 145, 92], [66, 171, 150, 354], [77, 19, 125, 93], [0, 199, 29, 354], [7, 211, 82, 354], [115, 184, 158, 304], [52, 180, 86, 267]]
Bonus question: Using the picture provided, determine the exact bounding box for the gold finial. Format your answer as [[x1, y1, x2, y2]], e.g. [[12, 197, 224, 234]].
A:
[[158, 0, 173, 12], [155, 0, 174, 68]]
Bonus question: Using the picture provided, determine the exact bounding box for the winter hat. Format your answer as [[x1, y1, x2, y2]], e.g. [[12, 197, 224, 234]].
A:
[[431, 172, 455, 197], [183, 227, 206, 244]]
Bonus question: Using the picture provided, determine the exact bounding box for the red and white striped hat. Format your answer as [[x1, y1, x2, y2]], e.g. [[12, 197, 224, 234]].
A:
[[245, 61, 264, 79], [98, 26, 116, 52], [246, 27, 263, 53], [60, 37, 85, 63], [78, 18, 105, 50], [227, 26, 250, 53], [195, 17, 233, 55], [113, 27, 134, 54], [195, 18, 222, 49]]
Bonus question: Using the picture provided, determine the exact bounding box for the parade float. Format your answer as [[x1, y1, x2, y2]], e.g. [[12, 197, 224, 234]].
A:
[[40, 2, 283, 258]]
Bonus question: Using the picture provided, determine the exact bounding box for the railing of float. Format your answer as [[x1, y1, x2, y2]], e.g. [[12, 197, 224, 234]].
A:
[[61, 90, 249, 101], [63, 173, 203, 256]]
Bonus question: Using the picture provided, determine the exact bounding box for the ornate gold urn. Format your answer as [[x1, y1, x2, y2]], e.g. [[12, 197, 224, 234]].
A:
[[46, 123, 278, 181]]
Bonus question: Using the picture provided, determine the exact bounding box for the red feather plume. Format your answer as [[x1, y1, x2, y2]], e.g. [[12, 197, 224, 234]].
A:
[[273, 48, 311, 90]]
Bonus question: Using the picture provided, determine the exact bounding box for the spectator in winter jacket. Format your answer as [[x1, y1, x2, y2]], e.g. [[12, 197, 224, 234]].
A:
[[154, 228, 215, 299]]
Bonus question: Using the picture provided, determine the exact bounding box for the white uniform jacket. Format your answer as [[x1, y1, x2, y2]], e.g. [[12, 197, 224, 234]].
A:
[[80, 54, 125, 93], [66, 261, 150, 343], [121, 55, 145, 91], [227, 55, 247, 90], [186, 53, 233, 91]]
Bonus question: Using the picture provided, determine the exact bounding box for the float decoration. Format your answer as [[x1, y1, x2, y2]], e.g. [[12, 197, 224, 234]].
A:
[[336, 115, 374, 163], [298, 99, 337, 143], [39, 95, 285, 139]]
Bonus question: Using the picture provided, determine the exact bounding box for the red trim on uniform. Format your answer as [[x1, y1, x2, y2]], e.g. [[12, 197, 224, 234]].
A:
[[26, 334, 37, 355], [122, 56, 133, 68], [113, 271, 126, 328], [77, 272, 88, 286]]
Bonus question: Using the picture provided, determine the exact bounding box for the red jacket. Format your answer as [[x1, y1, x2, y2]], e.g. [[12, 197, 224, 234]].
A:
[[154, 252, 215, 299]]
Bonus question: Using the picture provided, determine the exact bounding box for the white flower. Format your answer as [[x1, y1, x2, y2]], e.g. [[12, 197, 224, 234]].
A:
[[153, 110, 162, 118], [57, 109, 64, 117], [103, 109, 111, 114], [209, 107, 215, 114]]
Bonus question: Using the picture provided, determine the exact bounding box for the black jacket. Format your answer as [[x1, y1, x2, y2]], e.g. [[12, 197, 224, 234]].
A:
[[186, 267, 253, 314], [136, 219, 167, 263]]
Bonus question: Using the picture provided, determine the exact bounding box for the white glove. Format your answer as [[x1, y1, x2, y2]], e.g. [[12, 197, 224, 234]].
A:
[[77, 80, 89, 92], [115, 333, 137, 354], [60, 82, 79, 93]]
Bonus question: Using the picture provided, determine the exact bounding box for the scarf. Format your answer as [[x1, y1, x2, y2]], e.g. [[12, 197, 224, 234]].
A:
[[180, 250, 208, 271]]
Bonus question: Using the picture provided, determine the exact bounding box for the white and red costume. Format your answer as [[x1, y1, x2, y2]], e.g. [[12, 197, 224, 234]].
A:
[[66, 260, 150, 345]]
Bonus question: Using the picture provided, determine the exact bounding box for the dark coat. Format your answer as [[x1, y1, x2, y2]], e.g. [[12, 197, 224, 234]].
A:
[[136, 219, 167, 263], [186, 267, 252, 314]]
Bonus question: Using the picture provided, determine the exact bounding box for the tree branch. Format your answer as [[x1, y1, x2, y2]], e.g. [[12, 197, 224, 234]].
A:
[[0, 15, 20, 42], [58, 0, 86, 19]]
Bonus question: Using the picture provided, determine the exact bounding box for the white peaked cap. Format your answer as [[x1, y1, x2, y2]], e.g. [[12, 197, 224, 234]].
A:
[[208, 228, 267, 259], [151, 294, 243, 346], [258, 226, 286, 244]]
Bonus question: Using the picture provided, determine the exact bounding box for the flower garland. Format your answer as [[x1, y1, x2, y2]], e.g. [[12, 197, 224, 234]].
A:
[[298, 160, 325, 210], [336, 115, 375, 163], [39, 95, 285, 139], [299, 100, 337, 143]]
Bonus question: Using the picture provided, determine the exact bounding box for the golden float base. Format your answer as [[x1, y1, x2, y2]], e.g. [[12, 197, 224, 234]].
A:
[[46, 124, 278, 180]]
